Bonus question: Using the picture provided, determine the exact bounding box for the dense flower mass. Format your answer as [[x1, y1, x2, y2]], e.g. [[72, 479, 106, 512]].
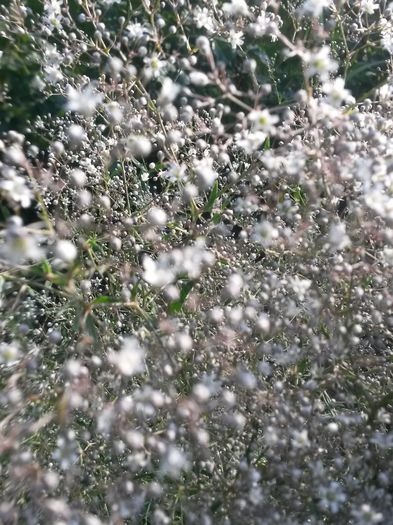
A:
[[0, 0, 393, 523]]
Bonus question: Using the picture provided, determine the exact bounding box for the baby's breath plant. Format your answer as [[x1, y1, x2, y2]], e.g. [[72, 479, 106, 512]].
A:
[[0, 0, 393, 523]]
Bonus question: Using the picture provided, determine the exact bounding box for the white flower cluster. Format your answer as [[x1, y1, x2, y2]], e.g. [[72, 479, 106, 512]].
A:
[[143, 240, 215, 287]]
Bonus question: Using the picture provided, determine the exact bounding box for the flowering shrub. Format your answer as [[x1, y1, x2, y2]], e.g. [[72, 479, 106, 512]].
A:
[[0, 0, 393, 523]]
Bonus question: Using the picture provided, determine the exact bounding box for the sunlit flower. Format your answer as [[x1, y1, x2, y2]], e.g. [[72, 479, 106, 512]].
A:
[[108, 336, 146, 376]]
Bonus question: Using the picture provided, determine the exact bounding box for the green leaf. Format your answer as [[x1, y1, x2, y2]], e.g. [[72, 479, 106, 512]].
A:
[[290, 185, 307, 207], [91, 295, 118, 305], [169, 281, 194, 314], [85, 313, 99, 339], [41, 259, 52, 275], [204, 180, 219, 213]]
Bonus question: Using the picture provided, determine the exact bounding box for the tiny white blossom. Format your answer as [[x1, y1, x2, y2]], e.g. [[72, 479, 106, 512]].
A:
[[251, 221, 279, 247], [160, 446, 189, 478], [143, 255, 176, 287], [351, 504, 383, 524], [237, 131, 267, 154], [108, 336, 146, 376], [194, 7, 216, 33], [383, 246, 393, 265], [0, 171, 32, 208], [319, 482, 347, 514], [222, 0, 250, 17], [224, 273, 244, 299], [322, 77, 355, 107], [126, 22, 149, 40], [0, 341, 21, 366], [55, 240, 78, 263], [248, 109, 279, 134], [147, 206, 167, 226], [162, 162, 188, 183], [158, 77, 180, 106], [143, 55, 167, 80], [358, 0, 379, 15], [69, 168, 87, 187], [291, 429, 310, 449], [382, 24, 393, 54], [193, 157, 218, 189], [66, 84, 103, 116], [0, 217, 44, 264], [126, 135, 152, 158], [189, 71, 210, 86], [290, 276, 312, 301], [67, 124, 86, 145], [299, 0, 332, 17], [328, 222, 351, 251], [228, 30, 244, 49], [304, 47, 338, 81]]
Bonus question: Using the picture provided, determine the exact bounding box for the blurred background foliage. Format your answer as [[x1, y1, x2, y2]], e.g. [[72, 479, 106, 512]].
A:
[[0, 0, 389, 137]]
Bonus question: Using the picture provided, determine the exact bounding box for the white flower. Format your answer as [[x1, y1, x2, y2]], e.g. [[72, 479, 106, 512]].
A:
[[0, 341, 21, 366], [44, 0, 62, 17], [291, 429, 310, 449], [142, 241, 214, 287], [162, 162, 188, 183], [55, 240, 78, 263], [248, 12, 276, 38], [189, 71, 210, 86], [0, 171, 32, 208], [44, 65, 63, 84], [256, 314, 270, 334], [147, 206, 167, 226], [222, 0, 250, 17], [196, 36, 211, 55], [363, 169, 393, 220], [290, 276, 312, 301], [234, 195, 259, 215], [359, 0, 379, 15], [382, 22, 393, 54], [383, 246, 393, 265], [377, 82, 393, 100], [126, 135, 152, 158], [328, 222, 351, 251], [351, 504, 383, 524], [193, 157, 218, 189], [142, 255, 176, 287], [322, 77, 355, 107], [251, 221, 279, 247], [194, 7, 216, 33], [248, 109, 279, 134], [105, 101, 123, 124], [43, 0, 63, 28], [304, 46, 338, 81], [4, 146, 25, 165], [143, 55, 167, 80], [299, 0, 332, 17], [0, 217, 44, 264], [66, 84, 103, 116], [237, 131, 267, 154], [228, 30, 244, 49], [67, 124, 86, 145], [126, 22, 149, 40], [158, 77, 180, 106], [69, 168, 87, 187], [52, 434, 80, 471], [319, 482, 347, 514], [224, 273, 244, 299], [108, 336, 146, 376], [160, 446, 189, 478]]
